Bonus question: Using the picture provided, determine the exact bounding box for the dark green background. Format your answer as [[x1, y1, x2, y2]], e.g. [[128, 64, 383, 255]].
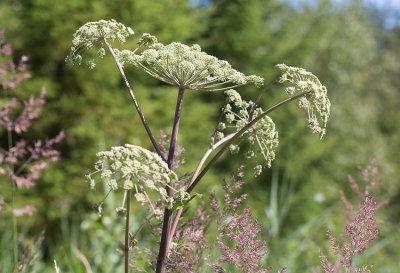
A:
[[1, 0, 399, 272]]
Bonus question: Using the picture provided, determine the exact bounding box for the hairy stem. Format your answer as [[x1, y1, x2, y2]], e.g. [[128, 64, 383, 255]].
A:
[[125, 189, 132, 273], [104, 39, 166, 162], [156, 87, 185, 273]]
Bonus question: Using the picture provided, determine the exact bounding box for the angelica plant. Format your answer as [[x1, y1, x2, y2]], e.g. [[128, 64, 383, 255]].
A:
[[67, 19, 331, 273]]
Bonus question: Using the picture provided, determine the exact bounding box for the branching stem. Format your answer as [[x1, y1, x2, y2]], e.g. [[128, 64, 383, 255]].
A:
[[187, 92, 305, 193], [167, 132, 235, 244], [129, 214, 154, 248], [104, 39, 166, 162], [168, 92, 306, 246], [248, 76, 279, 121]]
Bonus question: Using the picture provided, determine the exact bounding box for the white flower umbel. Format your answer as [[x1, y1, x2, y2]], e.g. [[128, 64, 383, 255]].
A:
[[217, 89, 279, 176], [276, 64, 331, 138], [66, 19, 134, 69], [116, 42, 264, 91], [86, 144, 190, 217]]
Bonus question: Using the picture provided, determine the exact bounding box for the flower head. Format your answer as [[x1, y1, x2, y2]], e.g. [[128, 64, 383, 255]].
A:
[[276, 64, 331, 138], [117, 42, 264, 91], [86, 144, 190, 217], [66, 19, 134, 69], [217, 89, 279, 175]]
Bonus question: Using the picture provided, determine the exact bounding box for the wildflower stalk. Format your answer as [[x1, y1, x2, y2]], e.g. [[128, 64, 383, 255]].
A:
[[15, 155, 34, 175], [210, 105, 228, 147], [193, 133, 235, 183], [168, 133, 234, 245], [167, 87, 185, 170], [130, 214, 154, 248], [248, 76, 279, 121], [103, 39, 166, 162], [188, 92, 306, 193], [168, 92, 307, 248], [156, 87, 185, 273], [12, 182, 17, 272], [124, 189, 132, 273], [9, 130, 18, 272], [4, 86, 18, 271]]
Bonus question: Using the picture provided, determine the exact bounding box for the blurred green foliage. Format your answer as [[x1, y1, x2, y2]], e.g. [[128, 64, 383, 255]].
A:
[[0, 0, 399, 271]]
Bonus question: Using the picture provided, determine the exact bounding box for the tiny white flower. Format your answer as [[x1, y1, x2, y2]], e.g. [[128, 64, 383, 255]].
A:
[[134, 192, 147, 204], [101, 169, 112, 178], [254, 165, 263, 176], [144, 179, 156, 190], [107, 179, 118, 191], [123, 179, 133, 190]]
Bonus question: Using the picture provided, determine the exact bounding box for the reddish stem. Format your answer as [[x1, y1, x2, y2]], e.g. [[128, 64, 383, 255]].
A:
[[156, 87, 185, 273]]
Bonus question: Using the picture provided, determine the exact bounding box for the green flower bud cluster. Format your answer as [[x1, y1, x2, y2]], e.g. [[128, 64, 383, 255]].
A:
[[85, 144, 190, 217], [116, 42, 264, 91], [138, 33, 158, 47], [276, 64, 331, 138], [66, 19, 134, 69], [217, 89, 279, 176]]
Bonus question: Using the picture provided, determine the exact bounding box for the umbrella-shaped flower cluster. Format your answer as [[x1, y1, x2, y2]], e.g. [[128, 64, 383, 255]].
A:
[[66, 19, 134, 69], [86, 144, 190, 217], [216, 89, 279, 176], [116, 42, 264, 91], [277, 64, 331, 138]]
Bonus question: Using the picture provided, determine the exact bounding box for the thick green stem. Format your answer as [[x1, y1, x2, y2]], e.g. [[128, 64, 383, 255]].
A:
[[156, 87, 185, 273], [125, 189, 132, 273], [104, 39, 166, 162]]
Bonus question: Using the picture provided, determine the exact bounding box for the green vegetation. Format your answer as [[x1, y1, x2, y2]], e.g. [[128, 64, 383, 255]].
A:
[[0, 0, 399, 272]]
